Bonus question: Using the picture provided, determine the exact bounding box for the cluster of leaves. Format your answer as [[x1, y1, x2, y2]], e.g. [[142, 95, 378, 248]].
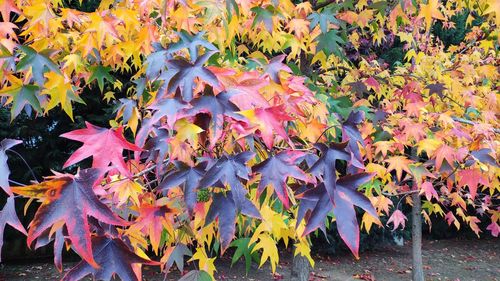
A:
[[0, 0, 499, 280]]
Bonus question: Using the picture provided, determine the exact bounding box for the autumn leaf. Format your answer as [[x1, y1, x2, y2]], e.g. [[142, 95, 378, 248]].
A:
[[61, 122, 141, 175], [387, 209, 407, 230], [62, 236, 160, 281], [417, 0, 445, 32], [385, 156, 413, 181], [11, 169, 129, 268], [0, 196, 27, 261], [252, 150, 310, 209]]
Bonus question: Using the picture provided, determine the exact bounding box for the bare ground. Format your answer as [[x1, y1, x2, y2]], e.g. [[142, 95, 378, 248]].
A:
[[1, 237, 498, 281]]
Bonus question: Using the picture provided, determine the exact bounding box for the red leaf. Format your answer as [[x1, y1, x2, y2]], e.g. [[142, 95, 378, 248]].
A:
[[458, 168, 488, 200], [11, 169, 129, 268], [387, 210, 407, 231], [61, 122, 141, 175]]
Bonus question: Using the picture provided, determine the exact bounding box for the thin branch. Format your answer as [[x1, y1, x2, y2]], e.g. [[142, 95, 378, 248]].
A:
[[9, 179, 26, 186], [7, 149, 39, 183]]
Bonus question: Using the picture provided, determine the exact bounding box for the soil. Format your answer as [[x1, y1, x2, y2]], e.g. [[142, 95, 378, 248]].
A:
[[1, 237, 498, 281]]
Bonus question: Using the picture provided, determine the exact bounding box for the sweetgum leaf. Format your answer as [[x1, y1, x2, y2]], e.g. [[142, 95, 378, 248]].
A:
[[186, 90, 246, 147], [166, 52, 219, 102], [168, 30, 217, 62], [158, 161, 206, 214], [16, 46, 61, 86], [252, 150, 309, 209], [163, 244, 192, 273], [11, 168, 129, 268], [341, 110, 365, 170], [309, 142, 350, 204], [62, 236, 160, 281], [199, 152, 259, 217], [61, 122, 141, 175], [297, 173, 376, 258], [0, 196, 27, 262]]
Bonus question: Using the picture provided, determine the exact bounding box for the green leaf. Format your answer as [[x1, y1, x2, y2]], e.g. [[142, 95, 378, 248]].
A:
[[315, 30, 345, 58], [88, 65, 115, 93], [229, 238, 255, 273], [16, 46, 61, 85], [0, 84, 41, 120], [178, 270, 213, 281]]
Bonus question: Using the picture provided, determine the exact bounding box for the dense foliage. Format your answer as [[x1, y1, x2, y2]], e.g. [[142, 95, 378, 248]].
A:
[[0, 0, 498, 280]]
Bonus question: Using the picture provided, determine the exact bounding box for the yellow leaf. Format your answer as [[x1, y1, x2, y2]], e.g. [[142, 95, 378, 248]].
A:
[[294, 239, 314, 267], [189, 247, 216, 278], [417, 0, 446, 32], [251, 234, 279, 272]]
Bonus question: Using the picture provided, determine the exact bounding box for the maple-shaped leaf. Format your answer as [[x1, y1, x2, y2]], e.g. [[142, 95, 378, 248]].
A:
[[385, 156, 413, 181], [158, 161, 206, 214], [387, 210, 407, 231], [252, 150, 309, 209], [341, 111, 365, 169], [129, 203, 175, 254], [0, 196, 27, 262], [309, 142, 350, 204], [62, 235, 160, 281], [33, 226, 65, 271], [315, 30, 345, 58], [251, 6, 276, 32], [166, 52, 220, 102], [16, 46, 61, 86], [88, 65, 115, 93], [185, 90, 246, 146], [239, 105, 293, 148], [229, 238, 255, 274], [297, 173, 377, 258], [457, 168, 488, 200], [205, 192, 239, 253], [199, 153, 260, 218], [162, 244, 192, 273], [308, 8, 343, 33], [261, 54, 292, 83], [178, 270, 212, 281], [0, 82, 42, 120], [149, 95, 190, 129], [425, 83, 446, 98], [420, 181, 438, 201], [0, 138, 22, 194], [168, 30, 217, 62], [61, 122, 141, 175], [470, 148, 498, 167], [11, 169, 129, 268], [0, 0, 22, 22], [417, 0, 446, 32]]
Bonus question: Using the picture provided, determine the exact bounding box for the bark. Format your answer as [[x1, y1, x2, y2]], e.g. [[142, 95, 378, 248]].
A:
[[290, 254, 310, 281], [411, 191, 424, 281]]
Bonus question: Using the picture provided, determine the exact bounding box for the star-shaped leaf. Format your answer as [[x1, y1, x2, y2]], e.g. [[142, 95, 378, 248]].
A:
[[309, 142, 350, 204], [166, 52, 220, 102], [62, 236, 160, 281], [16, 46, 61, 86], [168, 30, 217, 62], [186, 90, 246, 147], [11, 169, 129, 268], [61, 122, 141, 175], [199, 152, 260, 217], [0, 196, 27, 262], [252, 150, 309, 209], [158, 161, 206, 214]]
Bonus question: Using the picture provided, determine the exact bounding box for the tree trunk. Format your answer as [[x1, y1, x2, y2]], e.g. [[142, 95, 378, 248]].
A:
[[290, 254, 310, 281], [411, 192, 424, 281]]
